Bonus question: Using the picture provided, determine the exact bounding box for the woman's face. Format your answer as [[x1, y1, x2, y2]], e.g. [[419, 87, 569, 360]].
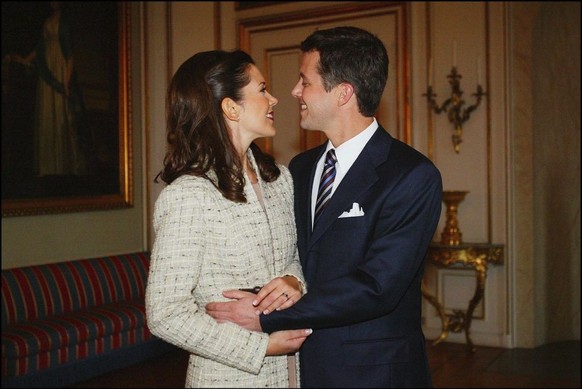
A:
[[236, 64, 278, 142]]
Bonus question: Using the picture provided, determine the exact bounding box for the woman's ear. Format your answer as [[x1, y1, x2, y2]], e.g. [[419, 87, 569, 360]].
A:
[[221, 97, 239, 121]]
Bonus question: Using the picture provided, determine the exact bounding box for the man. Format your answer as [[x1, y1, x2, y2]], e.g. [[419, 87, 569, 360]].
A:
[[207, 26, 442, 388]]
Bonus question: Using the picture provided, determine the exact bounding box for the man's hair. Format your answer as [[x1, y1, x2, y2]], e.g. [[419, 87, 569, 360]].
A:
[[300, 26, 389, 117]]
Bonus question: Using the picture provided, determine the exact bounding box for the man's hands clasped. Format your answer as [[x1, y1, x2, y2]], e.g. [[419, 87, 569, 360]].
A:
[[205, 275, 303, 331]]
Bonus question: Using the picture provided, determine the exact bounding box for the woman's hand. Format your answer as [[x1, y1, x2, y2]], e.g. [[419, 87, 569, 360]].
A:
[[252, 275, 304, 315], [265, 329, 312, 356]]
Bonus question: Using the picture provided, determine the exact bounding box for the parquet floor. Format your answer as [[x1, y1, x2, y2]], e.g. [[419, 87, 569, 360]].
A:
[[70, 340, 580, 388]]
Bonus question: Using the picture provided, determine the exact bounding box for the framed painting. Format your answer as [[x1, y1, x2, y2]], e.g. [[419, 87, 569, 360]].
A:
[[1, 1, 132, 217]]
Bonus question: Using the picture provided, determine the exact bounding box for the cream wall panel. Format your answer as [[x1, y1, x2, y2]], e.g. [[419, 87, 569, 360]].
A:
[[409, 2, 430, 158], [487, 2, 510, 345], [487, 2, 509, 245], [220, 2, 237, 50], [269, 50, 302, 165], [1, 204, 144, 269], [421, 2, 509, 348], [430, 2, 489, 242], [170, 2, 215, 73], [508, 2, 539, 348], [504, 1, 581, 347], [144, 2, 170, 249], [531, 2, 580, 344]]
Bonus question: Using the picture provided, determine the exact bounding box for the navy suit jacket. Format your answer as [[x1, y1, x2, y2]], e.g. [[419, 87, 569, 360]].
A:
[[261, 126, 442, 388]]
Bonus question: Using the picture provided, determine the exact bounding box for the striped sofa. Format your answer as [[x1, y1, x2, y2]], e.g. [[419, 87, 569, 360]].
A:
[[1, 252, 176, 388]]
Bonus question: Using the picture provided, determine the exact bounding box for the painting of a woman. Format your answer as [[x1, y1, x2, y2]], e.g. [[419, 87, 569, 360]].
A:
[[2, 1, 130, 215], [11, 1, 88, 176]]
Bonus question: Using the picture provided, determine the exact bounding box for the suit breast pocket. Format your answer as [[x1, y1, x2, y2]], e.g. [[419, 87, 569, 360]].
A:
[[333, 215, 368, 230]]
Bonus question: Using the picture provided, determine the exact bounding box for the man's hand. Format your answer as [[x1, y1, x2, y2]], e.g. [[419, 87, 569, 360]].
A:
[[205, 290, 262, 331], [206, 276, 303, 331]]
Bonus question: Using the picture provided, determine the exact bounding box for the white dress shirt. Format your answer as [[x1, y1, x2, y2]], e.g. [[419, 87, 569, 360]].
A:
[[311, 118, 379, 226]]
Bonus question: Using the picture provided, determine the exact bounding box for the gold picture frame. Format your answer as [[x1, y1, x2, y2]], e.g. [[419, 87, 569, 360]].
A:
[[1, 2, 132, 217]]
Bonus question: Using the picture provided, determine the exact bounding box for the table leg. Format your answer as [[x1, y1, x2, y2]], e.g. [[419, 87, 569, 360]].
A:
[[464, 256, 488, 352], [421, 280, 449, 345]]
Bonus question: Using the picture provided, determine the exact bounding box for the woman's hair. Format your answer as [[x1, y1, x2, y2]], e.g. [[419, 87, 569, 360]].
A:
[[156, 50, 280, 202]]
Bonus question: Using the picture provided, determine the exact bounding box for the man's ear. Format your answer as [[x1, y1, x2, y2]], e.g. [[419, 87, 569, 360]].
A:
[[337, 83, 354, 106], [221, 97, 239, 121]]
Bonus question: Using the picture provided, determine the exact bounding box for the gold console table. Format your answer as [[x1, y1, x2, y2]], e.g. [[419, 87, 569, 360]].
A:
[[422, 243, 504, 352]]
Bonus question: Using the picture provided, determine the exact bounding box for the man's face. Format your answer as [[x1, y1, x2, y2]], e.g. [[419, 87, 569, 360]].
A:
[[291, 51, 337, 132]]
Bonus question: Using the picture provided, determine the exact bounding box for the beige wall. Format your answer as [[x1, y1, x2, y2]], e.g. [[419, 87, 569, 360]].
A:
[[531, 1, 580, 345], [509, 1, 581, 346], [2, 1, 579, 348]]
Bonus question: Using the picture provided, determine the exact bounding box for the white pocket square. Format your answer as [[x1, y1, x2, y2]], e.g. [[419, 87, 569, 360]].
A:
[[339, 202, 365, 218]]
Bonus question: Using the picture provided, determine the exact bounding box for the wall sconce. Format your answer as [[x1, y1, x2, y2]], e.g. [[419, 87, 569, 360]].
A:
[[423, 64, 487, 153]]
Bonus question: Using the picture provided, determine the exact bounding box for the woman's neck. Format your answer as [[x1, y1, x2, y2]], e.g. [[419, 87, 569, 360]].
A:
[[242, 152, 258, 184]]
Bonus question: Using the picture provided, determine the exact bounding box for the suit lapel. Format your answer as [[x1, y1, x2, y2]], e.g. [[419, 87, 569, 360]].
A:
[[292, 146, 325, 265], [306, 149, 325, 242], [308, 127, 392, 249]]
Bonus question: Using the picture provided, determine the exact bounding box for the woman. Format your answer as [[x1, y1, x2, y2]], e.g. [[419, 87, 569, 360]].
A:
[[11, 1, 87, 175], [145, 50, 310, 388]]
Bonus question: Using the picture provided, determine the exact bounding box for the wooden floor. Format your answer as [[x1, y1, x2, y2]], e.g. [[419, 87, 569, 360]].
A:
[[70, 340, 580, 388]]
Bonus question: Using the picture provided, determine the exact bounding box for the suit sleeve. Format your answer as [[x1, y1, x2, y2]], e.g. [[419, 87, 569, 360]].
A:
[[261, 160, 442, 332]]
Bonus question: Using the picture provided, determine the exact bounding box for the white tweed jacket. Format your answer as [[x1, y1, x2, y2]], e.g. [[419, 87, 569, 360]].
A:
[[146, 157, 305, 388]]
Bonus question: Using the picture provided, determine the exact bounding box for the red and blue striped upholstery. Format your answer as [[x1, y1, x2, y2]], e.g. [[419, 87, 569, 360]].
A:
[[1, 253, 155, 379]]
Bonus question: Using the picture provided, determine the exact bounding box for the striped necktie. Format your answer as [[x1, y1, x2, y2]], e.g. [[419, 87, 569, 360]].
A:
[[314, 149, 337, 224]]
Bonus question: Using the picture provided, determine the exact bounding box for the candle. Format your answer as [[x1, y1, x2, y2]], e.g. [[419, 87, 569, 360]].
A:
[[428, 57, 433, 87], [477, 56, 482, 85], [453, 41, 457, 68]]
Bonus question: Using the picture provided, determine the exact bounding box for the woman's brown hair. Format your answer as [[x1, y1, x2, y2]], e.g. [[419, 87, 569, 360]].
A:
[[156, 50, 280, 202]]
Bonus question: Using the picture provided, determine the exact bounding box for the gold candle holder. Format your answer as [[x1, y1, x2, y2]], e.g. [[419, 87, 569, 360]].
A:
[[440, 190, 469, 245], [423, 67, 486, 153]]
